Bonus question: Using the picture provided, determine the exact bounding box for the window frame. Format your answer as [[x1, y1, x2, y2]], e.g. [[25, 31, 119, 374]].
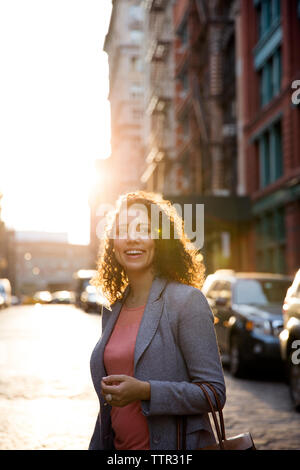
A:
[[258, 119, 283, 188]]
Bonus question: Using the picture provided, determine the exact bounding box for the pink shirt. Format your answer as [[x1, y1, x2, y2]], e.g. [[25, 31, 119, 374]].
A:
[[103, 303, 150, 450]]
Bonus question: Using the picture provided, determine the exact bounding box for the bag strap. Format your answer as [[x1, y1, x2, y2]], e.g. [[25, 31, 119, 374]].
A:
[[177, 382, 226, 450], [200, 382, 226, 440]]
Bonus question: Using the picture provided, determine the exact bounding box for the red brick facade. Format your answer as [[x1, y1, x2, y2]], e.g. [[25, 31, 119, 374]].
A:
[[240, 0, 300, 275]]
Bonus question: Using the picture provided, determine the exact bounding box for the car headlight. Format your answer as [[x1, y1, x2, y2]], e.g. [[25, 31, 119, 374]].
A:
[[246, 319, 272, 336]]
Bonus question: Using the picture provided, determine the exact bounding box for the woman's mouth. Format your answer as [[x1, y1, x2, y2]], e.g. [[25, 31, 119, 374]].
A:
[[124, 249, 145, 259]]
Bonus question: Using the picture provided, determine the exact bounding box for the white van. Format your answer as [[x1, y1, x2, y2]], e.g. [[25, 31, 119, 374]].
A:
[[0, 279, 12, 307]]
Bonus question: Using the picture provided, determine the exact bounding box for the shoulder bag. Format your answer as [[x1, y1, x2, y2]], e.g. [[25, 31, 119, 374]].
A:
[[177, 382, 256, 450]]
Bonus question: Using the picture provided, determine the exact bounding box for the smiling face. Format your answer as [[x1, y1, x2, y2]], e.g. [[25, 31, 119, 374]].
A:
[[112, 204, 155, 276]]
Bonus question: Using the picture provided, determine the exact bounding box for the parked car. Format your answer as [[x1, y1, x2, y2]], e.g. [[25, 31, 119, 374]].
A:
[[72, 269, 96, 306], [51, 290, 75, 304], [21, 294, 36, 305], [279, 268, 300, 411], [32, 290, 52, 304], [80, 285, 105, 313], [0, 279, 12, 307], [11, 295, 21, 306], [202, 270, 292, 377]]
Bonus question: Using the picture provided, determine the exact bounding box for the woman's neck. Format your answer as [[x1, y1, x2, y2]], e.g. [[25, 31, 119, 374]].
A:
[[125, 270, 155, 307]]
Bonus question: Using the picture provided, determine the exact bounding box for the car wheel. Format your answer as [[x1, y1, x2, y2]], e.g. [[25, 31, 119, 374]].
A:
[[288, 353, 300, 412], [229, 336, 245, 378]]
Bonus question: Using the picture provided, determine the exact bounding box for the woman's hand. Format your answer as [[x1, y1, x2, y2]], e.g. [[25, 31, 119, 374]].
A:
[[101, 375, 151, 407]]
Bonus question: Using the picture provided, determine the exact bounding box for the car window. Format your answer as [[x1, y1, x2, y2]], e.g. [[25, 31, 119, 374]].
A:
[[205, 281, 221, 298], [233, 279, 292, 305], [217, 281, 232, 300]]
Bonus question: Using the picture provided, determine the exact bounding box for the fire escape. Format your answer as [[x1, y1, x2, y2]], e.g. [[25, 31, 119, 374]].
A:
[[192, 0, 237, 195], [174, 0, 209, 195], [166, 0, 251, 273], [141, 0, 173, 193]]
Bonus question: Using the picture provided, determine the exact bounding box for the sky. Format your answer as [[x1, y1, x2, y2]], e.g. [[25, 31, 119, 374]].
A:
[[0, 0, 112, 245]]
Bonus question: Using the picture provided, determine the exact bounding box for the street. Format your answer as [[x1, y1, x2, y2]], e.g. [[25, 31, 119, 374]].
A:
[[0, 305, 299, 450]]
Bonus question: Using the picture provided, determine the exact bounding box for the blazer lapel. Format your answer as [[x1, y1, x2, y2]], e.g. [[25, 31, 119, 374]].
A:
[[95, 276, 168, 382], [134, 276, 168, 372], [95, 285, 130, 381]]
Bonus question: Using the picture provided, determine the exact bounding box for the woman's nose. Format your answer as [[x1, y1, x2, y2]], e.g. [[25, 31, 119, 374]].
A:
[[127, 226, 140, 240]]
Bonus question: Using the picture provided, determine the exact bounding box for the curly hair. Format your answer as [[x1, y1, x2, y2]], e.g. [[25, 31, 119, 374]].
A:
[[91, 190, 205, 305]]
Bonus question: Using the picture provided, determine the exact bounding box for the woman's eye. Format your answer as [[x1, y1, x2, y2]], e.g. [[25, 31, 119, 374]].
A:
[[115, 222, 151, 238], [117, 225, 127, 237]]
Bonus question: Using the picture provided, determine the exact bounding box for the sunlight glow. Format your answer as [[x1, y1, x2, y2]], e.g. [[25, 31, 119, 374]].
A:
[[0, 0, 112, 245]]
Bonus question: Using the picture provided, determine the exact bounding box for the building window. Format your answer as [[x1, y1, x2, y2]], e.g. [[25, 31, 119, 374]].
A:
[[256, 0, 281, 40], [130, 30, 143, 44], [181, 116, 189, 142], [130, 57, 143, 73], [259, 47, 282, 107], [182, 72, 188, 91], [128, 5, 143, 22], [129, 83, 143, 99], [131, 57, 137, 71], [255, 206, 286, 273], [258, 119, 283, 188], [177, 20, 188, 50], [181, 22, 188, 45]]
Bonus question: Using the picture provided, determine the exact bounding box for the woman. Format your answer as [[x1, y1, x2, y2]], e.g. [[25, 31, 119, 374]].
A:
[[88, 190, 226, 450]]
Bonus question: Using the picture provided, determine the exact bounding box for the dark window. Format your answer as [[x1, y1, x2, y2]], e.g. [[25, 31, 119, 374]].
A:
[[260, 47, 282, 107], [182, 72, 189, 92], [255, 207, 286, 273], [273, 120, 283, 179], [180, 21, 188, 46], [257, 0, 281, 40], [182, 116, 189, 141], [258, 119, 283, 188]]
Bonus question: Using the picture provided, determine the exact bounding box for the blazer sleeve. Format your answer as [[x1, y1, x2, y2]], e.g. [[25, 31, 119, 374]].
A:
[[88, 304, 109, 450], [141, 288, 226, 416]]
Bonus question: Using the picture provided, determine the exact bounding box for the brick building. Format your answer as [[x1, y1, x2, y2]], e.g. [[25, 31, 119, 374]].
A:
[[15, 232, 91, 296], [141, 0, 177, 194], [165, 0, 250, 274], [103, 0, 146, 198], [92, 0, 300, 276], [238, 0, 300, 275]]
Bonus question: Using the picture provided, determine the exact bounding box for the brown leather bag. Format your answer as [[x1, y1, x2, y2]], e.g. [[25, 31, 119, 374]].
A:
[[177, 382, 256, 450]]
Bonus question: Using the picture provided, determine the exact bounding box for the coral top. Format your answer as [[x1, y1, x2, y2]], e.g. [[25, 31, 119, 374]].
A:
[[103, 303, 150, 450]]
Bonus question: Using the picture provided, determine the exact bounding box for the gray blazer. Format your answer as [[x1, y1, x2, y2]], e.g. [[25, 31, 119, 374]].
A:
[[88, 275, 226, 450]]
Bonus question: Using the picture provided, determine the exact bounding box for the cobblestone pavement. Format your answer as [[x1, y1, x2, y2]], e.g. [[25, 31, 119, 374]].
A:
[[0, 305, 299, 450], [222, 370, 300, 450], [0, 305, 100, 450]]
